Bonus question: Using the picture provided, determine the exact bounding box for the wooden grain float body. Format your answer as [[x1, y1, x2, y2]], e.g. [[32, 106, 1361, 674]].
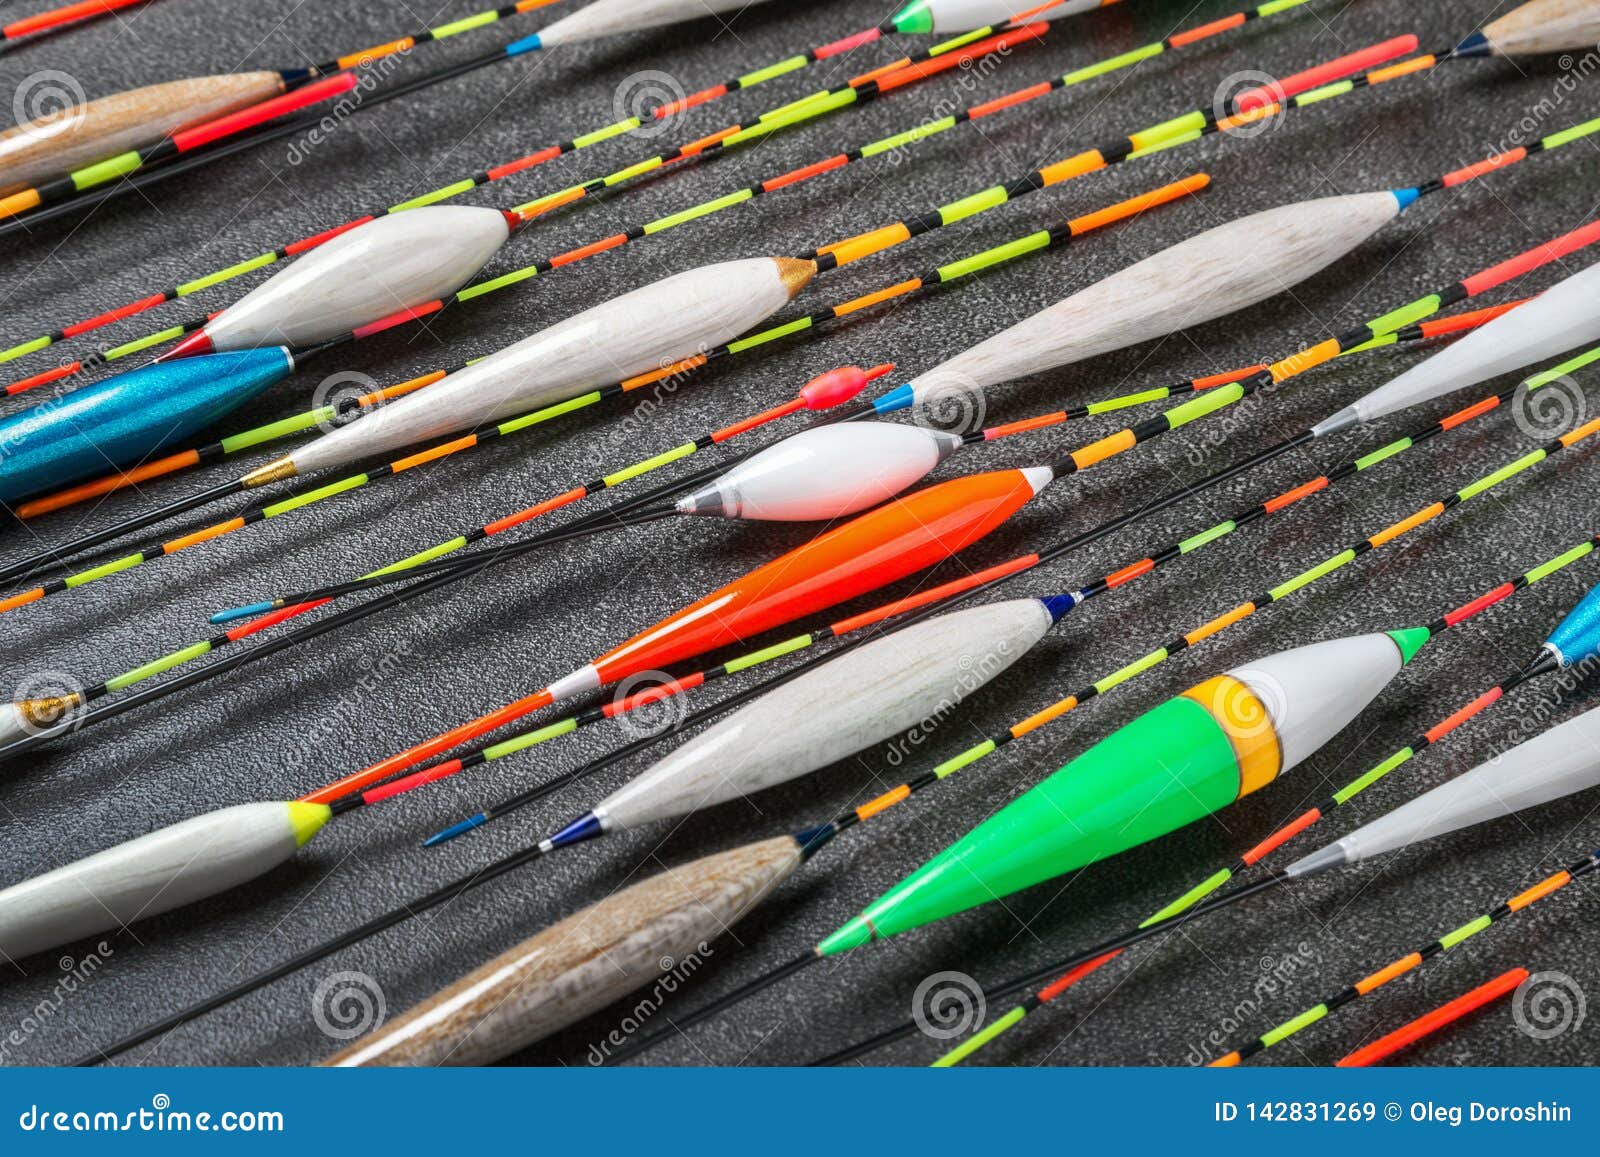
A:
[[0, 73, 285, 196], [883, 191, 1411, 415], [548, 598, 1060, 847], [0, 802, 329, 962], [1468, 0, 1600, 56], [818, 630, 1427, 953], [324, 835, 803, 1066]]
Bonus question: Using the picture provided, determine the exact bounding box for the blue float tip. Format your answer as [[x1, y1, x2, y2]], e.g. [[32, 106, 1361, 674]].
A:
[[1039, 593, 1078, 622], [1453, 30, 1491, 57], [872, 383, 916, 414], [504, 32, 541, 56], [423, 813, 486, 848], [1391, 187, 1421, 212], [210, 602, 274, 625], [547, 812, 604, 850], [1544, 582, 1600, 669]]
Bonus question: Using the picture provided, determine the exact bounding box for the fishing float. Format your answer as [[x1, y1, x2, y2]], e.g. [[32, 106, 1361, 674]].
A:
[[425, 339, 1600, 850], [0, 0, 154, 46], [0, 0, 1113, 231], [1335, 967, 1529, 1067], [827, 576, 1600, 1066], [0, 173, 1204, 608], [3, 210, 1588, 792], [13, 87, 1580, 604], [1207, 699, 1600, 1066], [0, 16, 1392, 495], [0, 0, 576, 216], [283, 545, 1600, 1065], [56, 346, 1600, 1061], [4, 23, 1409, 390], [0, 308, 1566, 988], [0, 0, 1314, 376]]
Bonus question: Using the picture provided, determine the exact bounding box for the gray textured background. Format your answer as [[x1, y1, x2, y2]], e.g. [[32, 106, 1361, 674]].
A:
[[2, 0, 1600, 1069]]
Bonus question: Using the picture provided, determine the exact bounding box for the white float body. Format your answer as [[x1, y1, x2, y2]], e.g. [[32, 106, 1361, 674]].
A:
[[537, 0, 778, 45], [910, 0, 1105, 33]]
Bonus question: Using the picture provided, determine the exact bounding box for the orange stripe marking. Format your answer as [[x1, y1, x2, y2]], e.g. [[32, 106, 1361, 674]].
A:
[[1369, 502, 1444, 548], [1356, 953, 1421, 995], [1185, 602, 1255, 646], [392, 435, 477, 472], [1241, 808, 1321, 865], [1168, 12, 1245, 46], [1508, 871, 1571, 911], [856, 784, 912, 821], [162, 517, 245, 553]]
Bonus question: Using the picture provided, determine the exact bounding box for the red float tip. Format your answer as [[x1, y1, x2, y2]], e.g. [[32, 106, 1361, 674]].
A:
[[155, 329, 215, 362], [800, 363, 892, 410]]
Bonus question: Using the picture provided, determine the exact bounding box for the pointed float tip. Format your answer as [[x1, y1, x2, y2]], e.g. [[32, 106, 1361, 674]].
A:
[[503, 31, 541, 56], [889, 0, 934, 34], [287, 801, 333, 847], [1391, 187, 1421, 212], [1453, 30, 1491, 57], [1039, 593, 1078, 622], [871, 382, 916, 415], [1386, 626, 1431, 666], [210, 602, 273, 625], [546, 811, 604, 850], [1518, 645, 1562, 683], [155, 329, 214, 362], [423, 813, 487, 847]]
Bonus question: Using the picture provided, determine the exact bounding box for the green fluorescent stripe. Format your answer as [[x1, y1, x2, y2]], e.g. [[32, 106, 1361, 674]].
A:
[[735, 88, 857, 144], [1127, 129, 1202, 160], [1095, 648, 1167, 695], [937, 184, 1009, 226], [484, 716, 579, 760], [1130, 109, 1206, 149], [643, 188, 753, 235], [1258, 0, 1312, 15], [176, 252, 276, 296], [1457, 450, 1545, 501], [1178, 521, 1234, 554], [0, 335, 53, 361], [1366, 294, 1442, 336], [929, 25, 996, 55], [736, 54, 808, 87], [935, 229, 1050, 282], [603, 441, 696, 486], [73, 149, 141, 189], [932, 1006, 1027, 1067], [105, 640, 213, 691], [497, 391, 604, 436], [1342, 333, 1399, 355], [723, 634, 811, 674], [1332, 747, 1412, 806], [1268, 549, 1357, 602], [604, 157, 665, 187], [64, 552, 144, 587], [859, 116, 958, 158], [1439, 914, 1493, 950], [728, 317, 811, 353], [574, 117, 642, 149], [1541, 115, 1600, 150], [1262, 1004, 1327, 1048], [1528, 344, 1600, 388], [1064, 41, 1162, 85], [364, 536, 470, 579], [107, 325, 188, 360], [219, 409, 331, 454], [1164, 382, 1245, 430], [261, 474, 369, 517], [1086, 386, 1171, 415], [430, 9, 500, 37], [1142, 868, 1232, 927], [1294, 78, 1354, 106], [1354, 437, 1411, 471], [391, 179, 478, 211], [1527, 541, 1596, 584], [933, 739, 997, 779], [456, 264, 539, 301]]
